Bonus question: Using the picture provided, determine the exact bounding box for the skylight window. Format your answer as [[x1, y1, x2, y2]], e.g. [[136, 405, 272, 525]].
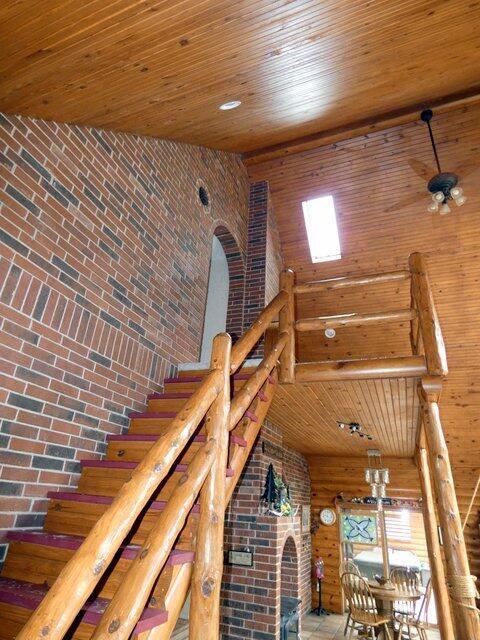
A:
[[302, 195, 341, 263]]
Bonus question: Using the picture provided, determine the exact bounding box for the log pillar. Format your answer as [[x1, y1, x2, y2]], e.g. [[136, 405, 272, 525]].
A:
[[417, 445, 455, 640], [189, 333, 231, 640], [278, 268, 295, 383], [421, 378, 480, 639]]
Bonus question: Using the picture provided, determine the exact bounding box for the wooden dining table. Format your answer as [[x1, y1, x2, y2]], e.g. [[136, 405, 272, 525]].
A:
[[369, 582, 422, 639]]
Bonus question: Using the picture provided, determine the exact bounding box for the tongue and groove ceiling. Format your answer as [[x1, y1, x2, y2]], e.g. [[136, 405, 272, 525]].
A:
[[1, 1, 480, 153]]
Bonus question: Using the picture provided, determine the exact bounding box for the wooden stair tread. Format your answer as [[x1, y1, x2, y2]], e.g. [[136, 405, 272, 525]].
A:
[[106, 433, 247, 446], [46, 491, 201, 512], [79, 460, 235, 475], [5, 531, 194, 565], [0, 577, 168, 635]]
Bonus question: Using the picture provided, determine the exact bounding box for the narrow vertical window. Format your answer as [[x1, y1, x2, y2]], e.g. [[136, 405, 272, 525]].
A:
[[302, 195, 341, 263]]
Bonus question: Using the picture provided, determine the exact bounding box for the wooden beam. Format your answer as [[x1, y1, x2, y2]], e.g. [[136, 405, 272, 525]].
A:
[[409, 253, 448, 377], [417, 445, 455, 640], [421, 379, 480, 639], [278, 269, 295, 383], [295, 355, 427, 382], [190, 333, 231, 640], [296, 308, 415, 332], [294, 270, 410, 295], [244, 86, 480, 165]]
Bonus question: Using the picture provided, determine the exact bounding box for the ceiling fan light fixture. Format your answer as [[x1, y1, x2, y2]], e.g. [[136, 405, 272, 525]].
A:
[[427, 202, 439, 213], [420, 109, 467, 214], [450, 186, 462, 198]]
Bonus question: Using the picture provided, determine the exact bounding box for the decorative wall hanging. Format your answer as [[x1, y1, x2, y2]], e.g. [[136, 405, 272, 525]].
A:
[[259, 463, 298, 517]]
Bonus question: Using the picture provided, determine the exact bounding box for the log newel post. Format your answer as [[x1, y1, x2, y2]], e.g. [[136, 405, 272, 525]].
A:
[[189, 333, 232, 640], [278, 268, 295, 383], [421, 379, 480, 639], [409, 252, 448, 376], [417, 445, 455, 640]]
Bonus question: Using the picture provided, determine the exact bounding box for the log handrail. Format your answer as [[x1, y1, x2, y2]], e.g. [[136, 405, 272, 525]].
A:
[[293, 269, 410, 294], [91, 441, 216, 640], [295, 308, 416, 332], [230, 289, 288, 374], [409, 252, 448, 376], [229, 331, 288, 429], [16, 369, 223, 640]]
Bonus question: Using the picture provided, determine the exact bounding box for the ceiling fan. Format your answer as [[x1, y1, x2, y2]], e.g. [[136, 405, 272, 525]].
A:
[[420, 109, 466, 214], [387, 109, 478, 216], [337, 421, 374, 440]]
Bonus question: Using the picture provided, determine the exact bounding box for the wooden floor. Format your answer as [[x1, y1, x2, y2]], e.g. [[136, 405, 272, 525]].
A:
[[301, 612, 440, 639]]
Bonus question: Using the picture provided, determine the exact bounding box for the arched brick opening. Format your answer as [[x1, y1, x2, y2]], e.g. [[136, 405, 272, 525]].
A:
[[281, 535, 299, 600], [213, 225, 245, 343]]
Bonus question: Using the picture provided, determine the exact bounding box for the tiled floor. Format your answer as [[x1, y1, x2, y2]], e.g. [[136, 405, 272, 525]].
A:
[[300, 612, 441, 639]]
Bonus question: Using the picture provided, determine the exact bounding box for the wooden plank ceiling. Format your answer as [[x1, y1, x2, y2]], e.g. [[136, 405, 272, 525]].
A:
[[268, 378, 420, 457], [1, 1, 480, 152], [255, 103, 480, 463]]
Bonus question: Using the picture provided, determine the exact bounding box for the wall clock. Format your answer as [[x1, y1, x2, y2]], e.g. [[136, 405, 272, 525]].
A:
[[319, 508, 337, 526]]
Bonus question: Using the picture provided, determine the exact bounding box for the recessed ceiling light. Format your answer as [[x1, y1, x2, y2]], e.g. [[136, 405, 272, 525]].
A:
[[219, 100, 241, 111]]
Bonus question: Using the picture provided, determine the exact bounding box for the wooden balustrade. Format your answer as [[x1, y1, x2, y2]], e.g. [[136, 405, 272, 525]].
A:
[[190, 334, 232, 639], [230, 289, 288, 374], [295, 355, 427, 382], [16, 370, 222, 640], [293, 269, 410, 295], [409, 252, 448, 376], [92, 441, 216, 640], [296, 308, 415, 332], [229, 331, 288, 429]]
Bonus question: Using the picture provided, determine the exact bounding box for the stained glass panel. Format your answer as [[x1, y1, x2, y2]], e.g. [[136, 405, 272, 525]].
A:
[[341, 513, 378, 545]]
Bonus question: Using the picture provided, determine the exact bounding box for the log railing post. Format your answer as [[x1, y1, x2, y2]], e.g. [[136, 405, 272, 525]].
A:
[[278, 268, 295, 383], [409, 252, 448, 376], [421, 378, 480, 638], [189, 333, 232, 640], [417, 444, 455, 640]]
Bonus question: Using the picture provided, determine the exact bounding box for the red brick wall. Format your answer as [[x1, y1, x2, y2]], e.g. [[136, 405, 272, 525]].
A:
[[222, 421, 311, 639], [0, 112, 250, 560]]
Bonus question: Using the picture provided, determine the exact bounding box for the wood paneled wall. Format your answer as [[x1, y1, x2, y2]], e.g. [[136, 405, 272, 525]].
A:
[[308, 456, 422, 613], [249, 102, 480, 588]]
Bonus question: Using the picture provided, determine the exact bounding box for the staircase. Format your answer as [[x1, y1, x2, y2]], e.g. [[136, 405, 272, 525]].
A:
[[0, 283, 287, 640], [0, 370, 263, 638], [0, 253, 477, 639]]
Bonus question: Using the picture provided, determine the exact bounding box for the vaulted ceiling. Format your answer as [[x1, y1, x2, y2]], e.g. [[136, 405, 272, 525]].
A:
[[1, 0, 480, 153]]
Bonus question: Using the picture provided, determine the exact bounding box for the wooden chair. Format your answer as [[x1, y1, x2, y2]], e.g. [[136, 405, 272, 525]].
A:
[[390, 567, 420, 619], [395, 579, 432, 640], [341, 572, 393, 640], [339, 560, 361, 636]]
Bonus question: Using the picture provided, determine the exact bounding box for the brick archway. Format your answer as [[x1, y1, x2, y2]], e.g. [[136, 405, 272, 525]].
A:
[[281, 535, 299, 600], [213, 225, 245, 343]]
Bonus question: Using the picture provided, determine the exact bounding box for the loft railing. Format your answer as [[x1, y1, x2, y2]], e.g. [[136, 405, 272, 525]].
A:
[[284, 251, 447, 384], [16, 287, 293, 640]]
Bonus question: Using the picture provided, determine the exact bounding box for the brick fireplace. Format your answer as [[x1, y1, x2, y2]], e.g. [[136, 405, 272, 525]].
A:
[[221, 422, 311, 639]]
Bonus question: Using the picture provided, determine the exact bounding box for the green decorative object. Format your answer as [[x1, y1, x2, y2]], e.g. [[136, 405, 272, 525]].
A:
[[260, 463, 293, 516], [341, 513, 378, 545]]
